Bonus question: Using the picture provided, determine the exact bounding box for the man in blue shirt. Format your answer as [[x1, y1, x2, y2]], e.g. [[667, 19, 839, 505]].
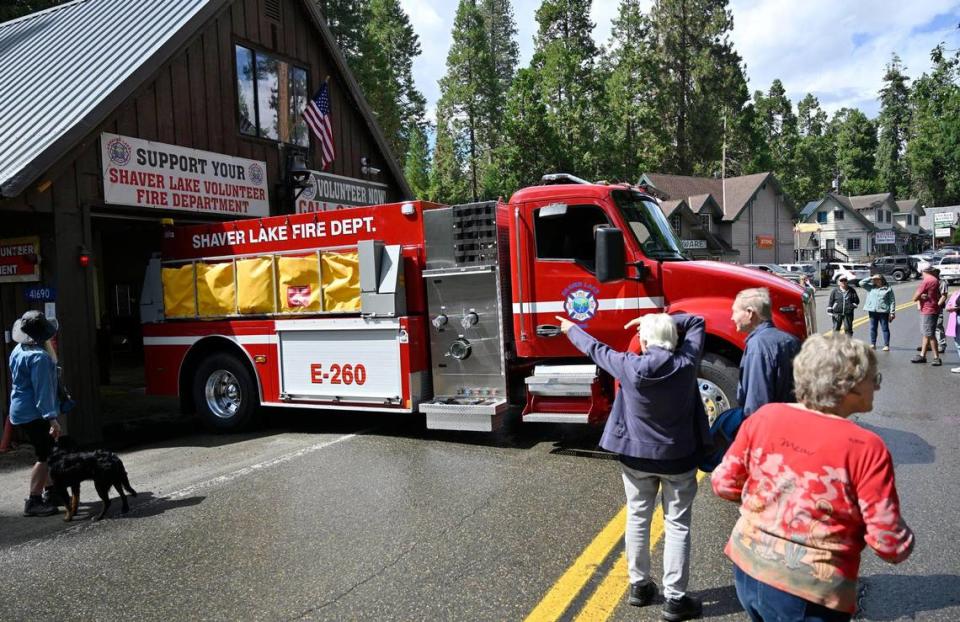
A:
[[731, 288, 802, 417], [9, 310, 62, 517]]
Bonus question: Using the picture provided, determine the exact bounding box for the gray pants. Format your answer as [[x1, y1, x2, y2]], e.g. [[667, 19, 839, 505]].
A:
[[621, 464, 698, 600]]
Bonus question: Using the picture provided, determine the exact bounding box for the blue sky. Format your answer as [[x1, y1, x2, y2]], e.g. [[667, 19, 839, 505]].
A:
[[399, 0, 960, 121]]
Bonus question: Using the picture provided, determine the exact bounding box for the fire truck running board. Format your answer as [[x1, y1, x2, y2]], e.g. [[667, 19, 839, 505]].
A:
[[522, 412, 590, 424], [421, 398, 508, 432], [524, 364, 597, 397]]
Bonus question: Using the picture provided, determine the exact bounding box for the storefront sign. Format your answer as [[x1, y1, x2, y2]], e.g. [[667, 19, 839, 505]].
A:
[[101, 133, 270, 217], [933, 212, 955, 225], [681, 239, 707, 249], [296, 171, 388, 214], [24, 285, 56, 302], [0, 236, 40, 283], [874, 230, 896, 244], [935, 227, 952, 238], [755, 235, 775, 249]]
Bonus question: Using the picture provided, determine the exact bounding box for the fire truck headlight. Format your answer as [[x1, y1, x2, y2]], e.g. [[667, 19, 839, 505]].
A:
[[448, 338, 472, 360]]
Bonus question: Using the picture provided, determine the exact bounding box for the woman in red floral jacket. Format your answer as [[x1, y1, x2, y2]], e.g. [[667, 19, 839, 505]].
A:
[[712, 333, 914, 622]]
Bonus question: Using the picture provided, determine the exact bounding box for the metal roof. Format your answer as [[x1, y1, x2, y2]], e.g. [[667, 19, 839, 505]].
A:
[[0, 0, 227, 197], [0, 0, 412, 200]]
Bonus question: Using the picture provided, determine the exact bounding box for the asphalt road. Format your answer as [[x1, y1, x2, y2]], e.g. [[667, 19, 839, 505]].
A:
[[0, 279, 957, 621]]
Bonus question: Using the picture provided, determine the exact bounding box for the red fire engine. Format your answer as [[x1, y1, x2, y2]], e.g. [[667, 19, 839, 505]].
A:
[[140, 175, 814, 432]]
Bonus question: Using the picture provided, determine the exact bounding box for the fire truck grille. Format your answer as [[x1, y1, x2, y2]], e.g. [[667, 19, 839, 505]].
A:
[[451, 201, 498, 266]]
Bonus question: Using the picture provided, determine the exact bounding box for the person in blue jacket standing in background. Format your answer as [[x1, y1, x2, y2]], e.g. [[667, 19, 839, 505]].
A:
[[557, 311, 709, 622], [8, 310, 62, 517], [860, 274, 896, 351]]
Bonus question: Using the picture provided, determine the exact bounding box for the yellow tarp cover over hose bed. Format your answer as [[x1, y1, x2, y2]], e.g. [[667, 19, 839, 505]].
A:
[[277, 255, 322, 313], [161, 264, 196, 318], [196, 262, 236, 317], [237, 256, 275, 314], [321, 251, 360, 312]]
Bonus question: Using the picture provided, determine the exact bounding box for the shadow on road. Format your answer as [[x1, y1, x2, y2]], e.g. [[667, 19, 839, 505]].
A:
[[125, 492, 204, 519], [857, 573, 960, 620], [859, 422, 936, 465], [697, 583, 745, 617]]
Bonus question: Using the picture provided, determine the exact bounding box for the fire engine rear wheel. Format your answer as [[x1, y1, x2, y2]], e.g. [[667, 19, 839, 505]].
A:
[[698, 353, 739, 425], [193, 354, 258, 432]]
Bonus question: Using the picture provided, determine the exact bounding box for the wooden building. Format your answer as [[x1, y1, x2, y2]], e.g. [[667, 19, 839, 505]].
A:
[[0, 0, 409, 442]]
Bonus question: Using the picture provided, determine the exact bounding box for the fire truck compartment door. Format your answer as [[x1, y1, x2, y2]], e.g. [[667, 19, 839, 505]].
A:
[[277, 319, 402, 401]]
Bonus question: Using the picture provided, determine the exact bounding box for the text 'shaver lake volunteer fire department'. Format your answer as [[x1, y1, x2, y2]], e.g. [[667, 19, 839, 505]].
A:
[[140, 176, 816, 433], [102, 133, 270, 216]]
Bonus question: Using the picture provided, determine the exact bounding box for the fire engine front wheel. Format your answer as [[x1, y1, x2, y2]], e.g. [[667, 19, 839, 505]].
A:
[[193, 354, 258, 431], [698, 353, 739, 425]]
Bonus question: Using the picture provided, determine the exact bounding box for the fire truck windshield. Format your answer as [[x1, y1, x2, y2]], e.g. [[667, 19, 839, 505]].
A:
[[612, 190, 686, 261]]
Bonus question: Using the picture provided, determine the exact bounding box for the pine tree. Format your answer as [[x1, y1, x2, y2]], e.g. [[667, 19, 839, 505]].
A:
[[404, 125, 431, 199], [794, 93, 832, 201], [314, 0, 371, 62], [430, 105, 470, 204], [437, 0, 497, 201], [531, 0, 602, 177], [480, 0, 519, 143], [602, 0, 667, 180], [829, 108, 879, 196], [647, 0, 749, 174], [752, 80, 801, 200], [876, 55, 911, 198], [489, 68, 561, 196], [906, 44, 960, 206]]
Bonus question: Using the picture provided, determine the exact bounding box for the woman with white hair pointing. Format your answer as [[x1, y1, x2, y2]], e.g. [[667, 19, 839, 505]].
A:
[[557, 312, 709, 622]]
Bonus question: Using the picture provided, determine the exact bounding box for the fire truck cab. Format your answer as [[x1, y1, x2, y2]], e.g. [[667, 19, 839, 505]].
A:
[[141, 175, 814, 433]]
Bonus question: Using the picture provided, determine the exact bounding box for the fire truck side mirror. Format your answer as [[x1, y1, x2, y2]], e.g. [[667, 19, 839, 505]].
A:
[[595, 227, 626, 283]]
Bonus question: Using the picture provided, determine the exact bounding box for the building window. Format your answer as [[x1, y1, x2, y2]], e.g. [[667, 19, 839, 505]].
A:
[[699, 213, 710, 230], [670, 214, 682, 234], [817, 211, 828, 223], [235, 45, 309, 146], [834, 210, 845, 221], [847, 238, 861, 251], [886, 211, 892, 223]]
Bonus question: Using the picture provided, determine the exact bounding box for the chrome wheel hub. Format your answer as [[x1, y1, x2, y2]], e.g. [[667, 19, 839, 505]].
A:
[[205, 370, 241, 419], [699, 377, 731, 424]]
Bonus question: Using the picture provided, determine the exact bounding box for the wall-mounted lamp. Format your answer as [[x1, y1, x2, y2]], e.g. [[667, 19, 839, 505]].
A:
[[360, 156, 381, 177], [286, 152, 313, 203]]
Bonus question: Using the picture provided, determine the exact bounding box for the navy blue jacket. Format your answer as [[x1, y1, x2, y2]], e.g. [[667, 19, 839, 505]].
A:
[[736, 321, 801, 417], [565, 314, 710, 466]]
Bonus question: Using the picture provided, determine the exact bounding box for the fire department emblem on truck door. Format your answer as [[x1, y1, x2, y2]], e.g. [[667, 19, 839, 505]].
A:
[[107, 137, 132, 166], [562, 283, 599, 322]]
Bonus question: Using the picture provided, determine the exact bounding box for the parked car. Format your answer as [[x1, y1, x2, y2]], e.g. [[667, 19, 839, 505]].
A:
[[780, 263, 816, 276], [916, 250, 960, 272], [936, 255, 960, 284], [744, 263, 804, 283], [827, 262, 871, 284], [870, 255, 919, 281]]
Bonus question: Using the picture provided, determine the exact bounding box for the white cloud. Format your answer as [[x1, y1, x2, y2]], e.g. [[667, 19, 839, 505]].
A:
[[404, 1, 960, 122]]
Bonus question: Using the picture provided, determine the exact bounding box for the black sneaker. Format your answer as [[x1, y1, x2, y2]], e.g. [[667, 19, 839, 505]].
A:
[[628, 580, 658, 607], [662, 594, 703, 621], [42, 487, 65, 508], [23, 497, 58, 517]]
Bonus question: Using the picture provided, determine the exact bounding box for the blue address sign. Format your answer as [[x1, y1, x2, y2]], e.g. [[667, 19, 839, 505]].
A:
[[24, 285, 56, 302]]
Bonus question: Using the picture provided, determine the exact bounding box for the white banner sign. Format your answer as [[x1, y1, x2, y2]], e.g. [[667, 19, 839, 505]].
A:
[[934, 212, 955, 225], [681, 239, 707, 249], [874, 231, 896, 244], [101, 133, 270, 217], [296, 171, 389, 214], [935, 227, 952, 238]]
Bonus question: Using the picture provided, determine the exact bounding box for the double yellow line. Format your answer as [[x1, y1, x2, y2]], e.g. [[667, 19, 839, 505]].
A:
[[524, 299, 919, 621]]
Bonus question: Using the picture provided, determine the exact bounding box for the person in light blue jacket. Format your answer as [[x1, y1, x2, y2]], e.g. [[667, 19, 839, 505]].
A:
[[860, 274, 896, 351], [8, 310, 62, 517]]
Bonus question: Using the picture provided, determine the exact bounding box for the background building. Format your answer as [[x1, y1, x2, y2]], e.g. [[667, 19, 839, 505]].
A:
[[640, 172, 795, 263]]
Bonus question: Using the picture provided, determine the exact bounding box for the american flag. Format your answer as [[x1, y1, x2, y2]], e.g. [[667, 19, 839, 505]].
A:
[[303, 82, 335, 169]]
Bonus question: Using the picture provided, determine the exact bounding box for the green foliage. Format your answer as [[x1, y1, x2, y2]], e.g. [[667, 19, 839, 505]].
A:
[[430, 105, 470, 204], [829, 108, 879, 195], [793, 93, 833, 202], [404, 125, 431, 200], [0, 0, 66, 21], [876, 55, 911, 198]]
